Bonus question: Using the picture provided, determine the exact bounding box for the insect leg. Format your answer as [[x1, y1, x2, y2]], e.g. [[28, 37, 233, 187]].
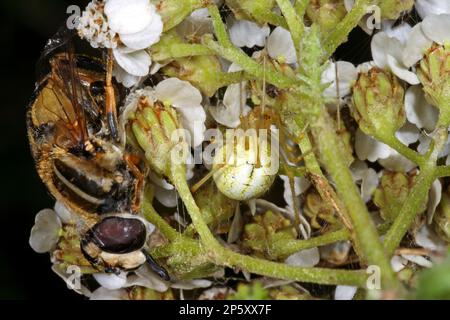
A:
[[124, 154, 145, 213], [105, 49, 119, 141], [142, 250, 170, 281]]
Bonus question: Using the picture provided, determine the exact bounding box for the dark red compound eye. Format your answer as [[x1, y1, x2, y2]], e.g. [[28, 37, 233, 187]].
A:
[[88, 216, 147, 254]]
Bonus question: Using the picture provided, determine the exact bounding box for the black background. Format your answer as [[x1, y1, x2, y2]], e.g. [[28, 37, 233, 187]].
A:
[[0, 0, 372, 300], [0, 0, 90, 300]]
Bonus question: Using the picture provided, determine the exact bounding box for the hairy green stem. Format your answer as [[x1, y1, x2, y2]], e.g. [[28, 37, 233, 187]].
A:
[[142, 195, 180, 242], [276, 0, 304, 59], [169, 163, 370, 286], [152, 43, 215, 61], [377, 134, 426, 167], [310, 111, 397, 288], [383, 126, 448, 256]]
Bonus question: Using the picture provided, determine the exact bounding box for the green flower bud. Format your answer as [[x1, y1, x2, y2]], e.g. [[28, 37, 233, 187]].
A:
[[156, 0, 203, 31], [129, 97, 184, 177], [373, 172, 426, 222], [434, 188, 450, 242], [269, 285, 314, 300], [417, 44, 450, 123], [225, 0, 276, 23], [243, 211, 297, 259], [379, 0, 414, 20], [163, 55, 228, 97], [306, 0, 347, 33], [352, 68, 406, 138], [304, 191, 341, 230]]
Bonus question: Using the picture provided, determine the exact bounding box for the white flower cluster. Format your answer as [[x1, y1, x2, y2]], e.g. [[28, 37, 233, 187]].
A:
[[78, 0, 163, 87]]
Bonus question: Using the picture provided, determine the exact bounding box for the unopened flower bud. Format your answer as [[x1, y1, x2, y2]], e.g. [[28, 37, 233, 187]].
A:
[[352, 68, 406, 138], [417, 44, 450, 123], [434, 188, 450, 242], [306, 0, 347, 33], [129, 97, 184, 177], [379, 0, 414, 20]]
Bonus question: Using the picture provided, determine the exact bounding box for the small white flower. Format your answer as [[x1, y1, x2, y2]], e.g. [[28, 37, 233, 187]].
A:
[[78, 0, 163, 87], [415, 0, 450, 19], [334, 285, 357, 300], [371, 30, 419, 84], [29, 209, 62, 253], [427, 179, 442, 223], [405, 86, 439, 132], [280, 175, 311, 211], [402, 14, 450, 68], [154, 78, 206, 147], [321, 61, 358, 103], [171, 279, 213, 290], [414, 225, 446, 252], [93, 272, 128, 290], [401, 254, 433, 268], [285, 247, 320, 268], [381, 21, 412, 45], [350, 160, 379, 203], [355, 129, 393, 162], [391, 255, 408, 272], [228, 18, 270, 48], [209, 63, 251, 128], [267, 27, 297, 64]]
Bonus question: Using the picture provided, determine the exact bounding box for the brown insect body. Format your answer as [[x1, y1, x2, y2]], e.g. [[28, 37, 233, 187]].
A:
[[27, 29, 169, 279]]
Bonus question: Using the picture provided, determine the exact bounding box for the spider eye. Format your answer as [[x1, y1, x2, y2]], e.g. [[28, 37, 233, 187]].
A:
[[87, 216, 147, 254]]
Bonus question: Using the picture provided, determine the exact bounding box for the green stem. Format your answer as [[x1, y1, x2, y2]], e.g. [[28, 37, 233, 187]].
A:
[[142, 196, 180, 242], [294, 0, 309, 18], [169, 163, 369, 287], [203, 37, 299, 89], [383, 126, 448, 256], [152, 43, 214, 61], [322, 0, 377, 60], [435, 165, 450, 178], [276, 0, 304, 59], [377, 134, 426, 167], [310, 111, 397, 288], [270, 229, 350, 258]]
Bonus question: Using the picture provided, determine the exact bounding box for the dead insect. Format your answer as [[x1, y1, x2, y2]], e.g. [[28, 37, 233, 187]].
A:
[[27, 28, 169, 280]]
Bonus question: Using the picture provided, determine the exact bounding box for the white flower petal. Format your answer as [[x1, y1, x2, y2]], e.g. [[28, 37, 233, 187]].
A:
[[361, 168, 379, 203], [386, 54, 420, 85], [371, 32, 402, 69], [427, 179, 442, 223], [53, 201, 74, 224], [129, 264, 169, 292], [405, 86, 439, 131], [155, 78, 203, 109], [280, 175, 311, 210], [421, 14, 450, 45], [322, 61, 358, 99], [171, 279, 212, 290], [154, 185, 178, 207], [119, 10, 163, 50], [105, 0, 153, 35], [415, 225, 446, 251], [378, 152, 417, 172], [396, 122, 421, 145], [93, 272, 128, 290], [285, 248, 320, 268], [416, 0, 450, 19], [210, 83, 248, 128], [401, 254, 433, 268], [178, 105, 207, 147], [402, 24, 433, 67], [267, 27, 297, 64], [29, 209, 62, 253], [355, 129, 393, 162], [382, 21, 412, 44], [391, 255, 408, 272], [113, 47, 151, 77], [113, 64, 142, 87], [229, 19, 270, 48], [335, 285, 357, 300]]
